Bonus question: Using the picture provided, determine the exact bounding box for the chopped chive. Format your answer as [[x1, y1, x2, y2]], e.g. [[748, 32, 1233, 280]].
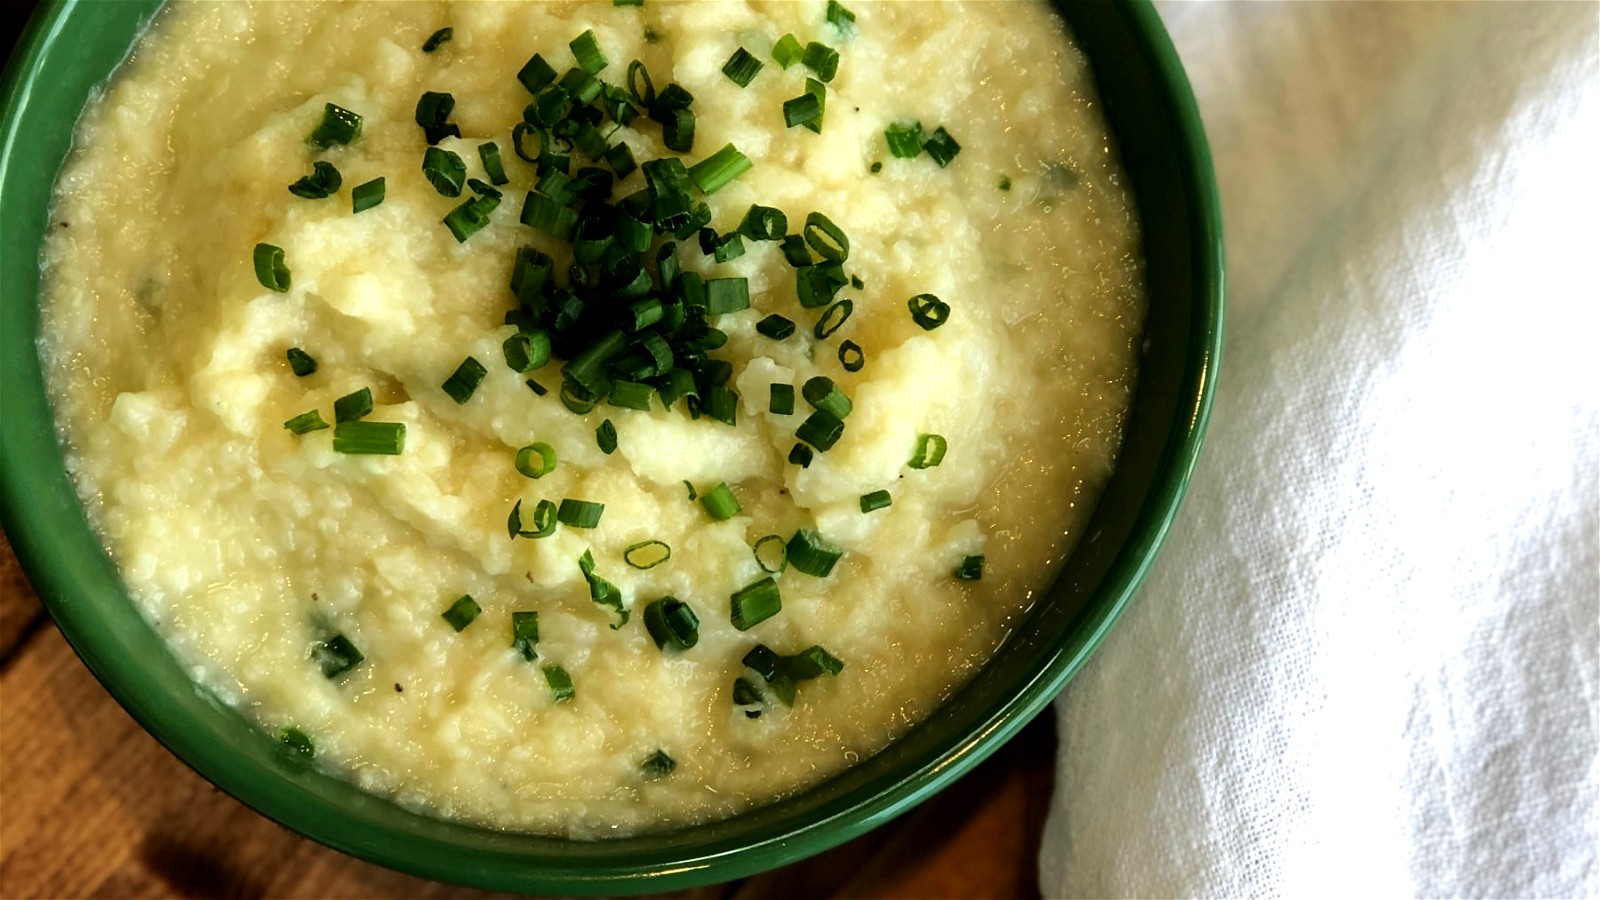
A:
[[742, 646, 792, 704], [284, 410, 329, 435], [508, 498, 558, 539], [504, 330, 552, 374], [998, 174, 1012, 191], [826, 0, 858, 37], [730, 576, 781, 630], [686, 143, 752, 195], [787, 443, 813, 468], [908, 293, 951, 330], [802, 77, 828, 134], [441, 594, 481, 632], [520, 192, 579, 240], [796, 262, 846, 308], [526, 377, 548, 396], [683, 480, 698, 501], [288, 160, 342, 199], [421, 27, 452, 53], [443, 191, 501, 242], [814, 298, 853, 339], [307, 102, 362, 149], [802, 42, 839, 82], [515, 442, 557, 479], [560, 66, 604, 104], [351, 177, 386, 213], [608, 379, 654, 410], [851, 274, 864, 290], [626, 59, 657, 108], [783, 92, 823, 130], [769, 383, 795, 415], [570, 29, 608, 74], [661, 107, 696, 153], [702, 385, 738, 426], [596, 419, 618, 455], [753, 534, 788, 574], [333, 387, 373, 423], [311, 633, 364, 678], [733, 676, 765, 716], [613, 0, 644, 5], [859, 490, 892, 513], [479, 142, 509, 185], [578, 549, 628, 628], [909, 434, 947, 469], [624, 540, 673, 571], [870, 161, 882, 174], [605, 142, 638, 180], [924, 126, 962, 167], [442, 357, 486, 404], [803, 212, 849, 262], [773, 33, 804, 69], [422, 146, 467, 196], [780, 234, 814, 268], [652, 81, 695, 113], [286, 348, 317, 377], [796, 408, 845, 451], [511, 610, 540, 660], [279, 727, 315, 758], [787, 529, 842, 577], [415, 91, 461, 145], [738, 205, 787, 241], [700, 482, 741, 520], [885, 121, 924, 159], [641, 749, 676, 778], [705, 277, 749, 315], [518, 53, 558, 94], [332, 420, 405, 455], [801, 376, 851, 419], [253, 243, 291, 292], [756, 314, 795, 340], [543, 664, 575, 702], [722, 47, 763, 87], [558, 499, 605, 529], [711, 230, 746, 263], [839, 340, 865, 372], [642, 596, 699, 650], [955, 554, 985, 581]]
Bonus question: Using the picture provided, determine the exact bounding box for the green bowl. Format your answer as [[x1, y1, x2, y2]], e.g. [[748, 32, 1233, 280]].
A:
[[0, 0, 1221, 893]]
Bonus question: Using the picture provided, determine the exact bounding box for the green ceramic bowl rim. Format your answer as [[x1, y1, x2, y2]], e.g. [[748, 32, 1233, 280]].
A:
[[0, 0, 1221, 893]]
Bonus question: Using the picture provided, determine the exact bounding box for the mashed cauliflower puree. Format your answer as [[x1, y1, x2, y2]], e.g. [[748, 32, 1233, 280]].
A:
[[40, 0, 1143, 835]]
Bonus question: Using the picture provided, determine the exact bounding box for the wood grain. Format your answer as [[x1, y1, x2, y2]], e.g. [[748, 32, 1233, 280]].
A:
[[0, 532, 1051, 899]]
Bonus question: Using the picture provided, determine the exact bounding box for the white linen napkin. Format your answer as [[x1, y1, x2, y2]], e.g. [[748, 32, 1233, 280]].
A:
[[1041, 3, 1600, 897]]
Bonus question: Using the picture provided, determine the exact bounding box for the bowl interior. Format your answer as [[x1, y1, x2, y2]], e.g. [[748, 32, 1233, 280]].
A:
[[0, 0, 1220, 894]]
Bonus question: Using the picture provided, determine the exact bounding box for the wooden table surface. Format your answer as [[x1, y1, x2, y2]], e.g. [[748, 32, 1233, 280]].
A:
[[0, 529, 1055, 899]]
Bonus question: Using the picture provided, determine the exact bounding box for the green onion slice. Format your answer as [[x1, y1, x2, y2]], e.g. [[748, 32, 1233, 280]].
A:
[[803, 212, 849, 262], [479, 142, 509, 185], [661, 107, 696, 153], [955, 554, 985, 581], [909, 433, 947, 469], [333, 387, 373, 423], [520, 192, 579, 240], [284, 410, 329, 435], [770, 383, 795, 415], [885, 121, 924, 159], [787, 443, 814, 468], [570, 29, 608, 73], [504, 329, 552, 374], [421, 27, 452, 52], [908, 293, 951, 330], [705, 277, 749, 315], [441, 594, 481, 632], [700, 482, 741, 521], [307, 102, 362, 149], [311, 633, 364, 678], [608, 379, 655, 410], [422, 146, 467, 196], [443, 191, 501, 243], [814, 298, 853, 339], [859, 490, 892, 513], [286, 348, 317, 377], [332, 421, 405, 455], [578, 549, 629, 628], [279, 727, 316, 758], [515, 443, 557, 479], [739, 205, 787, 241], [511, 610, 540, 660], [415, 91, 461, 144], [508, 498, 558, 539], [687, 143, 752, 195], [624, 540, 673, 570], [596, 419, 618, 455], [753, 534, 788, 574], [782, 92, 823, 130], [559, 499, 605, 529], [543, 664, 575, 702], [999, 175, 1012, 191], [826, 0, 858, 38], [253, 243, 291, 292], [787, 529, 842, 577], [773, 33, 804, 68], [627, 59, 657, 108], [722, 47, 763, 87], [796, 408, 845, 451], [641, 749, 676, 778], [288, 160, 342, 199], [351, 177, 386, 213], [838, 340, 864, 372], [801, 376, 851, 419], [730, 576, 781, 630], [518, 53, 558, 94], [756, 314, 796, 340], [442, 356, 486, 404], [802, 42, 839, 82], [732, 676, 764, 716], [925, 126, 962, 167], [643, 596, 699, 651]]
